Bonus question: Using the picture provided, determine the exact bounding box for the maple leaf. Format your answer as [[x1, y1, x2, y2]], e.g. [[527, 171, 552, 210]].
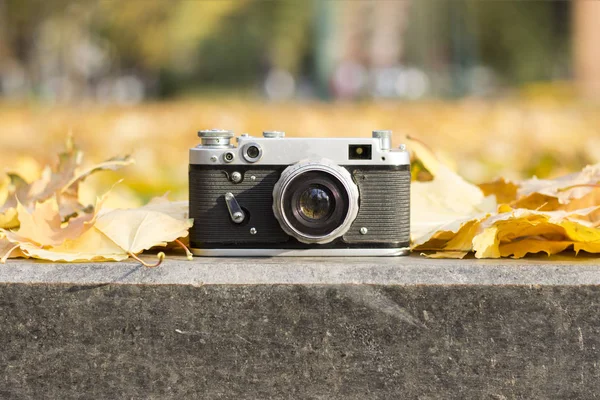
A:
[[2, 190, 192, 266], [0, 137, 133, 229], [94, 207, 193, 265], [5, 196, 103, 248], [0, 187, 112, 261]]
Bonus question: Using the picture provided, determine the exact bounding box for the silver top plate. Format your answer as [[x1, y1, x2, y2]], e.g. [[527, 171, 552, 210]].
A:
[[190, 134, 410, 166]]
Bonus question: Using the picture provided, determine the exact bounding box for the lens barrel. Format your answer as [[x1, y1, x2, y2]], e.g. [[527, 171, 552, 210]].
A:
[[272, 159, 359, 244]]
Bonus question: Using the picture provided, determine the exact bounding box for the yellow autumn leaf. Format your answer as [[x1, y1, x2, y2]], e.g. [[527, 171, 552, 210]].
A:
[[471, 207, 600, 258], [408, 136, 496, 247], [133, 194, 189, 220], [0, 207, 19, 230], [478, 178, 519, 205], [472, 226, 501, 258], [414, 219, 481, 251], [0, 173, 30, 229], [63, 156, 135, 193], [6, 194, 105, 248], [559, 220, 600, 243], [94, 208, 193, 254], [422, 251, 469, 259], [9, 199, 64, 247], [0, 232, 26, 262], [479, 164, 600, 212], [0, 138, 133, 229], [499, 239, 572, 258], [573, 242, 600, 254], [518, 163, 600, 205], [8, 157, 43, 185], [19, 227, 129, 262]]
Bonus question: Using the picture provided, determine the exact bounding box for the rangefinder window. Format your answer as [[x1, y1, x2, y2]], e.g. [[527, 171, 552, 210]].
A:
[[349, 144, 372, 160]]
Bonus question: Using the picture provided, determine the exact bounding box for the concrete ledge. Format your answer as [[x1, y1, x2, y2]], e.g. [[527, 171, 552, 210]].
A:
[[2, 256, 600, 398], [4, 254, 600, 285]]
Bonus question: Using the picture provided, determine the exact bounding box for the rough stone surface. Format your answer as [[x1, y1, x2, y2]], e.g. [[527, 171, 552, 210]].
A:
[[1, 256, 600, 399]]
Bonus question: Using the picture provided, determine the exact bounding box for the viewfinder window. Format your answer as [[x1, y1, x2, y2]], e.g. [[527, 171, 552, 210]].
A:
[[349, 144, 372, 160]]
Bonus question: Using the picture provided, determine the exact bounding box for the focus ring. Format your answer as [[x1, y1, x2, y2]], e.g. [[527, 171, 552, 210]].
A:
[[272, 159, 359, 244]]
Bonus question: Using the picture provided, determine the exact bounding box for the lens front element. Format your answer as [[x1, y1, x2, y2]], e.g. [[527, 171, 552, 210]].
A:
[[299, 186, 333, 220], [272, 159, 359, 244]]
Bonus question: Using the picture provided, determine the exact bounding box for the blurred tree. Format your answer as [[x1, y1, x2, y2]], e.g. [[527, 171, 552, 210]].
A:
[[0, 0, 97, 97], [95, 0, 240, 73], [404, 0, 570, 95], [95, 0, 313, 95], [268, 1, 313, 74], [467, 1, 569, 85]]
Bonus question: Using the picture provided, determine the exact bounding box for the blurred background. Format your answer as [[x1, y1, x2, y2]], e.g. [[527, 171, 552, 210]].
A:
[[0, 0, 599, 205]]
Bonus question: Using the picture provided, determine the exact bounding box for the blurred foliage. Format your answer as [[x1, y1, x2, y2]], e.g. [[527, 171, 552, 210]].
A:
[[468, 1, 570, 84], [0, 0, 314, 96], [403, 0, 570, 95], [0, 0, 572, 98]]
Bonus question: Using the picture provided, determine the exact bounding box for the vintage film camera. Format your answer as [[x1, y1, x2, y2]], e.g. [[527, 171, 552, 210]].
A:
[[189, 129, 410, 256]]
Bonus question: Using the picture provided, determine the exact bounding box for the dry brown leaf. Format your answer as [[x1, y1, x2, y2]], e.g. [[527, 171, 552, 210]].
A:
[[478, 178, 519, 204], [6, 197, 101, 248], [511, 192, 559, 211], [0, 138, 133, 230]]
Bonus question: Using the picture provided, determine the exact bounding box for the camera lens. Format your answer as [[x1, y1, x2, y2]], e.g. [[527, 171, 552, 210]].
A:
[[285, 171, 347, 237], [272, 160, 359, 244], [298, 185, 333, 220]]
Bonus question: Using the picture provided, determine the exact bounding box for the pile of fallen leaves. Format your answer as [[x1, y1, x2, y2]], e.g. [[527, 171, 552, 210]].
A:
[[411, 137, 600, 258], [4, 135, 600, 264], [0, 138, 192, 266]]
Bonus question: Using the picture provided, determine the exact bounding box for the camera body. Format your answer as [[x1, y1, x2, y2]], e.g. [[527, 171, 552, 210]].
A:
[[189, 130, 410, 256]]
